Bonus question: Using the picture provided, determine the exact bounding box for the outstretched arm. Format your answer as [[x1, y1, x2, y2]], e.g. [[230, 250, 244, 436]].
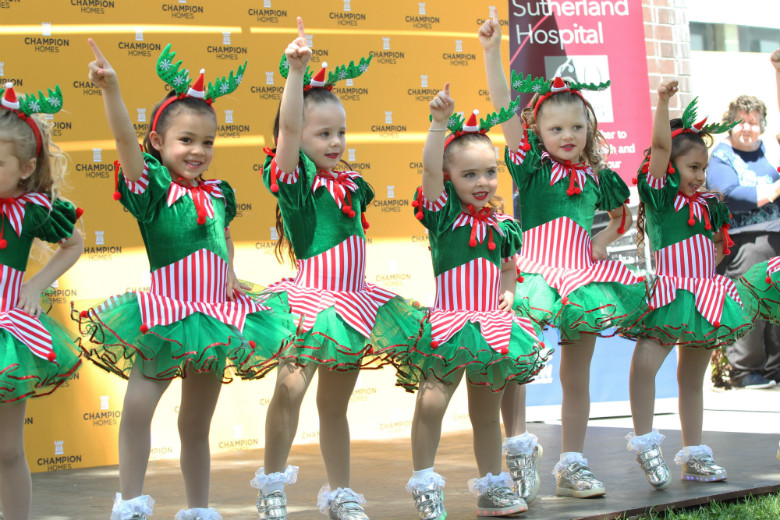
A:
[[772, 49, 780, 112], [274, 17, 311, 174], [479, 7, 523, 150], [422, 83, 454, 203], [647, 79, 678, 180], [88, 38, 144, 182]]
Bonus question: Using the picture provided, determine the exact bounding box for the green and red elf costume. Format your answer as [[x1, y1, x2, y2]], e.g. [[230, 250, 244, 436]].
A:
[[0, 83, 82, 403], [398, 107, 548, 392], [77, 46, 291, 381], [623, 101, 754, 348], [507, 74, 646, 343], [738, 255, 780, 324], [248, 56, 423, 375]]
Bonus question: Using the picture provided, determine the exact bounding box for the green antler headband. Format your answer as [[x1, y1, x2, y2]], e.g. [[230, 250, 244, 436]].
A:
[[1, 82, 63, 155], [672, 96, 740, 139], [510, 71, 610, 120], [153, 43, 247, 131], [279, 53, 373, 91], [441, 97, 522, 149]]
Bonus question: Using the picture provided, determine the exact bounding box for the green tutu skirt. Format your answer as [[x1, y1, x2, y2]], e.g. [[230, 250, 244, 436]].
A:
[[397, 310, 550, 393], [737, 259, 780, 324], [514, 273, 648, 344], [621, 289, 753, 349], [239, 289, 424, 377], [1, 312, 81, 404], [76, 292, 288, 381]]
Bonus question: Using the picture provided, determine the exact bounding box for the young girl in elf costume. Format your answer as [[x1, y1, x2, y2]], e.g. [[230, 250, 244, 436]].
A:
[[78, 40, 290, 520], [0, 83, 83, 520], [249, 19, 421, 520], [480, 9, 646, 500], [623, 81, 753, 489], [401, 83, 547, 519]]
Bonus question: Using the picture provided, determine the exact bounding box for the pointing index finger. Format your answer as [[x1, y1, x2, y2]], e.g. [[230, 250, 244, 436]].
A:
[[443, 82, 450, 96], [88, 37, 106, 62], [297, 17, 306, 40], [491, 6, 499, 24]]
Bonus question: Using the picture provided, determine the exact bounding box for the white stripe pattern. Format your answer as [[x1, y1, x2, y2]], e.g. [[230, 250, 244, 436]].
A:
[[516, 217, 641, 297], [136, 249, 269, 331], [166, 179, 225, 219], [123, 163, 150, 194], [265, 237, 396, 338], [0, 264, 24, 313], [270, 157, 300, 184], [649, 236, 743, 325], [644, 171, 666, 190], [451, 211, 507, 244], [422, 190, 448, 211], [541, 151, 599, 188], [768, 257, 780, 276], [312, 171, 360, 210], [0, 308, 54, 361], [428, 308, 538, 355], [0, 193, 52, 238], [673, 191, 716, 223]]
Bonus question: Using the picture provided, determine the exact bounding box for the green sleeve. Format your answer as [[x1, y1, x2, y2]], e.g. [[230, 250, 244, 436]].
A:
[[118, 153, 171, 223], [637, 162, 679, 212], [709, 198, 732, 229], [504, 130, 544, 191], [29, 198, 77, 244], [353, 175, 374, 211], [219, 181, 237, 226], [412, 182, 463, 236], [499, 217, 523, 260], [261, 149, 316, 209], [596, 168, 630, 212]]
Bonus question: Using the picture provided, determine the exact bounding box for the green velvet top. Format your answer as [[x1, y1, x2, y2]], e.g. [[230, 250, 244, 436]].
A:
[[415, 182, 522, 276], [637, 164, 731, 252], [505, 130, 629, 234], [119, 153, 236, 271], [262, 150, 373, 260], [0, 195, 77, 272]]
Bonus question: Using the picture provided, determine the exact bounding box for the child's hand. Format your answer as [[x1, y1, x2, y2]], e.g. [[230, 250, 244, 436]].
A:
[[285, 17, 312, 71], [430, 83, 454, 124], [771, 49, 780, 71], [16, 281, 44, 318], [478, 7, 502, 51], [657, 80, 678, 101], [591, 241, 608, 261], [498, 290, 514, 313], [87, 38, 119, 90], [226, 269, 250, 301]]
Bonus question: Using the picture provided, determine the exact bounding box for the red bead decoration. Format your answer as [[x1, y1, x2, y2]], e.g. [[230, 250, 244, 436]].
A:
[[46, 352, 56, 361], [0, 239, 7, 249], [140, 324, 149, 333], [75, 207, 85, 219], [249, 340, 256, 348], [270, 183, 279, 193], [112, 191, 121, 201], [469, 238, 477, 247], [687, 218, 695, 226]]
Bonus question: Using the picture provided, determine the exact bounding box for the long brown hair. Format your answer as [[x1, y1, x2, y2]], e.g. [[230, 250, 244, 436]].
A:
[[271, 87, 348, 267], [635, 118, 721, 257], [521, 90, 609, 172]]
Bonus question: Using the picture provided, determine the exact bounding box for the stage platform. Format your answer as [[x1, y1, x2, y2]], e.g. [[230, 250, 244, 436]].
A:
[[29, 423, 780, 519]]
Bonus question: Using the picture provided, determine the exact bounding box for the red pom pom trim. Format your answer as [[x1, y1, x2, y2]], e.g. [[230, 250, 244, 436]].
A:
[[713, 320, 720, 328], [469, 238, 477, 247], [687, 218, 695, 226], [270, 183, 279, 193], [430, 340, 440, 348], [79, 310, 88, 319], [517, 275, 524, 283], [197, 215, 206, 225], [632, 177, 638, 185], [112, 191, 121, 201], [0, 239, 6, 249], [561, 296, 570, 305], [415, 211, 424, 220], [767, 275, 773, 284], [249, 340, 256, 348], [618, 226, 625, 234], [488, 242, 496, 251], [46, 352, 56, 361], [140, 324, 149, 333], [75, 207, 85, 219]]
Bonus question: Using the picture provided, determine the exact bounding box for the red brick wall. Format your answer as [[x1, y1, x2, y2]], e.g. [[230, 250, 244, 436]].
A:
[[643, 0, 692, 116]]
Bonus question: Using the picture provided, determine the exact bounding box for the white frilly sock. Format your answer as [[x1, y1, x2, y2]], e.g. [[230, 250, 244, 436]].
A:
[[317, 485, 366, 516], [406, 468, 445, 492], [625, 429, 666, 453], [553, 452, 587, 476], [503, 431, 539, 455], [110, 493, 155, 520], [174, 508, 222, 520], [250, 465, 299, 494], [467, 472, 513, 496], [674, 444, 713, 465]]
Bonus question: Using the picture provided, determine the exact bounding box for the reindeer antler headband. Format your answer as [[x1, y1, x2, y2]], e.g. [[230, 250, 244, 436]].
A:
[[1, 82, 63, 156], [510, 71, 610, 121], [152, 44, 247, 131], [671, 97, 739, 139], [441, 97, 522, 149], [279, 53, 373, 91]]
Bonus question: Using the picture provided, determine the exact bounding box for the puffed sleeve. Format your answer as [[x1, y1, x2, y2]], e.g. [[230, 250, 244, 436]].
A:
[[118, 153, 172, 223], [708, 198, 732, 230], [29, 198, 78, 244], [637, 160, 679, 212], [499, 216, 523, 262], [596, 167, 631, 212], [411, 182, 463, 235], [219, 180, 237, 227], [262, 148, 315, 209], [353, 174, 375, 211], [504, 129, 544, 191]]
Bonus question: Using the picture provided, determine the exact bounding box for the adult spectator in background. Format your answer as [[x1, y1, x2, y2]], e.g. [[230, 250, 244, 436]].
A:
[[707, 52, 780, 388]]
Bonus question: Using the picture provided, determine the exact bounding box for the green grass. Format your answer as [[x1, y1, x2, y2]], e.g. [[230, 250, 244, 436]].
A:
[[631, 492, 780, 519]]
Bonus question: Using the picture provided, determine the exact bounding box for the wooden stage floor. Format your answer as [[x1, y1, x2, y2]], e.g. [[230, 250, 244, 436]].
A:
[[29, 424, 780, 519]]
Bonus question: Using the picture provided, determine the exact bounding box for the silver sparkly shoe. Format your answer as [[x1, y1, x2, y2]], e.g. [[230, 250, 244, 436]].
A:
[[681, 454, 727, 482], [476, 485, 528, 517], [635, 444, 671, 490], [555, 461, 606, 498], [328, 489, 369, 520], [257, 490, 288, 520], [411, 482, 447, 520], [506, 444, 543, 502]]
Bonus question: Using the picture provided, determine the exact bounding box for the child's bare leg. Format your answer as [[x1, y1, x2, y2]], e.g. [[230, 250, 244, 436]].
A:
[[316, 367, 360, 488], [629, 338, 672, 435], [0, 401, 30, 520]]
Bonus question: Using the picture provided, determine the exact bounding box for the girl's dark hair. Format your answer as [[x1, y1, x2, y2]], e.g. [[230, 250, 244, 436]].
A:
[[443, 132, 504, 212], [636, 118, 720, 257], [142, 90, 217, 166], [521, 90, 609, 172], [272, 88, 349, 267]]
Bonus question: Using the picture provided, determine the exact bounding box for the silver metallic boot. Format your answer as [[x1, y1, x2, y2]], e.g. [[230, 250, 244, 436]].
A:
[[406, 471, 446, 520], [318, 486, 369, 520], [250, 465, 298, 520], [504, 433, 543, 502], [676, 445, 727, 482], [554, 455, 606, 498], [626, 430, 671, 490], [257, 490, 289, 520]]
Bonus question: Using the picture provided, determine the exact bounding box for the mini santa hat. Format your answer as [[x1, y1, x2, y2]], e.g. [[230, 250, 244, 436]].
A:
[[1, 82, 20, 110]]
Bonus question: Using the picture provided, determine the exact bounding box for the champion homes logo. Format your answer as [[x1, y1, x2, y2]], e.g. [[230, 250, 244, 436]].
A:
[[86, 230, 123, 261], [218, 424, 260, 451], [248, 0, 288, 23], [162, 0, 204, 19], [250, 71, 283, 100], [83, 395, 121, 427], [69, 0, 116, 15], [373, 37, 405, 65], [371, 111, 406, 139], [37, 440, 82, 471], [26, 23, 69, 53], [329, 0, 366, 26], [404, 2, 441, 29], [207, 32, 247, 61]]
